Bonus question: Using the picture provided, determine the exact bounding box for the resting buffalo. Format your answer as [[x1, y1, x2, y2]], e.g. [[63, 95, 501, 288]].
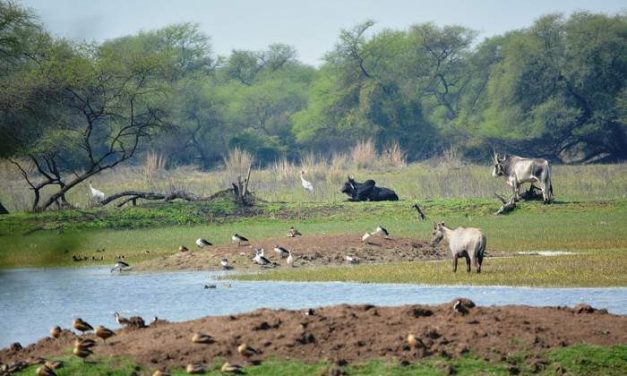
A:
[[341, 176, 399, 201]]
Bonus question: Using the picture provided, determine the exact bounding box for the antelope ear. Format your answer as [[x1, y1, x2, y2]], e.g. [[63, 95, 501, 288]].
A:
[[440, 222, 445, 227]]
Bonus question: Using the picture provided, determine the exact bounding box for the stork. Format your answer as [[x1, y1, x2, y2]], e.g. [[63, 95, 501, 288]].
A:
[[88, 181, 105, 202], [300, 170, 314, 193]]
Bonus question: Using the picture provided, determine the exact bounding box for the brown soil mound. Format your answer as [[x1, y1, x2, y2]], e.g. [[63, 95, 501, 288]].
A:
[[135, 233, 497, 271], [2, 301, 624, 373]]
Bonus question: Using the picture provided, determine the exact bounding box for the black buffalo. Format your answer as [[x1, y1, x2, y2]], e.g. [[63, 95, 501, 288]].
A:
[[341, 176, 399, 201]]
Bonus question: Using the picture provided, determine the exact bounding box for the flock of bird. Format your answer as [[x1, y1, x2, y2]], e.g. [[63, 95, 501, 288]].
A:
[[37, 313, 269, 375]]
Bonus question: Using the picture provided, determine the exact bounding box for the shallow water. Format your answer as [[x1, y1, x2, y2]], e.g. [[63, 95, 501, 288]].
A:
[[1, 267, 626, 348]]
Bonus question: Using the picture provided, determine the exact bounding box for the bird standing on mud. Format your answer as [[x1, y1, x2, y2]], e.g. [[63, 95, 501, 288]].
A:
[[191, 332, 214, 344], [374, 225, 390, 239], [238, 343, 260, 357], [274, 245, 290, 258], [232, 233, 249, 246], [221, 258, 234, 270], [221, 362, 244, 374], [72, 318, 93, 334], [345, 255, 360, 264], [49, 326, 62, 339], [196, 238, 212, 248], [286, 250, 294, 267], [95, 325, 115, 342]]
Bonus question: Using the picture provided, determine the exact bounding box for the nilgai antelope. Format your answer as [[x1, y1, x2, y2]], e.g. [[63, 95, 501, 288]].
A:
[[492, 152, 553, 203], [431, 222, 486, 273]]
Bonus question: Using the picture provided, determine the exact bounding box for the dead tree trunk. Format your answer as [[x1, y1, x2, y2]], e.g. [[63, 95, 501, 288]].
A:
[[232, 163, 253, 206]]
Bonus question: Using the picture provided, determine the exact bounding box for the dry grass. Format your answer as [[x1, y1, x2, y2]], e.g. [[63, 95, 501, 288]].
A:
[[1, 144, 626, 212]]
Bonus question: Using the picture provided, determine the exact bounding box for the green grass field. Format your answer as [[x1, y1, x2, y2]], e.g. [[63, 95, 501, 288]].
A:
[[13, 345, 627, 376]]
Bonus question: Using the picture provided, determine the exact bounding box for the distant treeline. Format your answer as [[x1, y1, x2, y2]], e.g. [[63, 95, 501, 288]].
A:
[[1, 0, 625, 174]]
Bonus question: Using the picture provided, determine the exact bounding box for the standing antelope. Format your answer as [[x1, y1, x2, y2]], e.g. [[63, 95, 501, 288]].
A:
[[430, 222, 486, 273], [492, 153, 553, 204]]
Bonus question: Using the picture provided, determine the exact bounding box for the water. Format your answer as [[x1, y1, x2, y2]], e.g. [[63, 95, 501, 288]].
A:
[[1, 267, 626, 348]]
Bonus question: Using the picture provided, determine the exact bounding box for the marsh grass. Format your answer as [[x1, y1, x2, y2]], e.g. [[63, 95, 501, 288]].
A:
[[1, 151, 626, 212], [234, 252, 627, 287]]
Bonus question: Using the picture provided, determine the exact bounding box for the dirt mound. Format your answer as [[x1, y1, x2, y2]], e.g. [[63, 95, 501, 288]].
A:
[[134, 233, 445, 271], [2, 302, 624, 373]]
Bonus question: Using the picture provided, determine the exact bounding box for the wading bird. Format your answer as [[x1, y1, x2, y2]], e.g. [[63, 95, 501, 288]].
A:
[[374, 225, 389, 238], [300, 170, 314, 193], [89, 182, 105, 202], [111, 260, 130, 273], [221, 258, 234, 270], [273, 245, 289, 258], [196, 238, 212, 248], [232, 233, 249, 246]]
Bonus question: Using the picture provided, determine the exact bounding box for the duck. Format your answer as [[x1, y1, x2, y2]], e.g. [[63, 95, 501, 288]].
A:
[[221, 362, 244, 374], [95, 325, 115, 342], [191, 332, 214, 344], [253, 248, 271, 266], [221, 258, 234, 270], [204, 284, 217, 289], [110, 260, 130, 273], [361, 232, 372, 244], [237, 343, 260, 357], [288, 226, 302, 237], [36, 365, 56, 376], [273, 245, 290, 258], [179, 245, 189, 253], [72, 318, 93, 334], [196, 238, 212, 248], [114, 312, 146, 328], [300, 170, 314, 192], [49, 326, 62, 339], [232, 233, 249, 246], [345, 255, 360, 264], [286, 250, 294, 267], [407, 333, 425, 349], [453, 299, 469, 315], [74, 338, 96, 350], [152, 371, 170, 376], [44, 360, 63, 370], [72, 347, 92, 362], [185, 363, 205, 374], [374, 225, 390, 238]]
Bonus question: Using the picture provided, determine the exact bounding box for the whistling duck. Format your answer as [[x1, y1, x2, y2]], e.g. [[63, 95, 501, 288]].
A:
[[72, 318, 93, 334], [95, 325, 115, 342]]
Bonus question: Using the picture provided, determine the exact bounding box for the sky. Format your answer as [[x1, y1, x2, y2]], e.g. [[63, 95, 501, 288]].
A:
[[20, 0, 626, 67]]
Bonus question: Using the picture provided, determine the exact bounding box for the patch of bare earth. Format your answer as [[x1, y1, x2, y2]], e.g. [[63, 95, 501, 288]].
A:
[[1, 302, 624, 374], [134, 233, 507, 271]]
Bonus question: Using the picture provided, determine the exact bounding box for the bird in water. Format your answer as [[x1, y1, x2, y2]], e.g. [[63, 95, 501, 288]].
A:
[[49, 326, 62, 339], [95, 325, 115, 342], [232, 233, 249, 246], [220, 258, 234, 270], [273, 245, 290, 258], [111, 260, 130, 273], [204, 284, 217, 289], [288, 226, 302, 237], [286, 250, 294, 267], [300, 170, 314, 193], [196, 238, 212, 248], [72, 318, 93, 334], [374, 225, 390, 239]]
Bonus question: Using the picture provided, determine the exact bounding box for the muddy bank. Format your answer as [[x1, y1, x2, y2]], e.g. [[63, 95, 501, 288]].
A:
[[134, 233, 482, 272], [2, 301, 624, 374]]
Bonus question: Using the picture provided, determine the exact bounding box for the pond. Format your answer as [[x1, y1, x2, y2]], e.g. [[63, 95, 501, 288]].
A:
[[1, 267, 626, 349]]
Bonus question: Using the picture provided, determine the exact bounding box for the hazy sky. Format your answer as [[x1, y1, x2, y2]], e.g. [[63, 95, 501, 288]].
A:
[[20, 0, 626, 66]]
